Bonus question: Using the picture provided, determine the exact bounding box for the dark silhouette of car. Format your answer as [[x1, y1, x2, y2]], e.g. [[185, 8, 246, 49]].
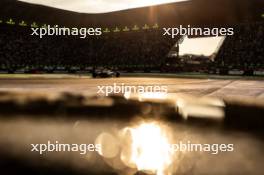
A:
[[92, 68, 120, 78]]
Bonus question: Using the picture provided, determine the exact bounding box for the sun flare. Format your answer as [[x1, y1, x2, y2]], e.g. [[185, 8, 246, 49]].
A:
[[122, 122, 173, 175]]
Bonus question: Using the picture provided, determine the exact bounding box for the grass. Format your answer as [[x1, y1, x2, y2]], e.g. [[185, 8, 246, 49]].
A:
[[122, 73, 264, 80], [0, 74, 90, 79]]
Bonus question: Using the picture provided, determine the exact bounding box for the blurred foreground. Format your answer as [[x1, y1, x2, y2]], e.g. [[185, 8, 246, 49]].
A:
[[0, 88, 264, 175]]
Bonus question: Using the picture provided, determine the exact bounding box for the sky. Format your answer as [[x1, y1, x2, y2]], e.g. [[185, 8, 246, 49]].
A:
[[19, 0, 187, 13]]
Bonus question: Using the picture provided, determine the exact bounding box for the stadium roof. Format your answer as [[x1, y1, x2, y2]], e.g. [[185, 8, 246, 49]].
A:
[[0, 0, 263, 28], [19, 0, 188, 13]]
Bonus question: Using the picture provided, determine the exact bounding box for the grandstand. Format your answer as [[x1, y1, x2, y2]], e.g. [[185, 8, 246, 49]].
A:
[[0, 23, 177, 73], [215, 22, 264, 75], [1, 0, 263, 27], [0, 0, 264, 74]]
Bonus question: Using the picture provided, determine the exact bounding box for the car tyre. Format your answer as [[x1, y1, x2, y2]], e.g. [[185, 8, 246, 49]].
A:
[[116, 72, 120, 77], [92, 73, 97, 78]]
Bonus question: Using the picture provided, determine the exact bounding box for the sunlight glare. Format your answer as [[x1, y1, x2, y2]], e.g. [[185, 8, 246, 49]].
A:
[[122, 122, 173, 175]]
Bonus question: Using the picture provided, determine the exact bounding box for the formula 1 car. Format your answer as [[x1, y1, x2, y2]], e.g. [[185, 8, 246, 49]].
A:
[[92, 68, 120, 78]]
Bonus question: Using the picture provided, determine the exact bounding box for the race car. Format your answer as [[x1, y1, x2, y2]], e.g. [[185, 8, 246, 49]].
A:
[[92, 68, 120, 78]]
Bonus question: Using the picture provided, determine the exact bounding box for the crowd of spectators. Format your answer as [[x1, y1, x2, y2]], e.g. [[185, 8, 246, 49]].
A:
[[215, 22, 264, 71], [0, 21, 263, 74], [0, 25, 175, 72]]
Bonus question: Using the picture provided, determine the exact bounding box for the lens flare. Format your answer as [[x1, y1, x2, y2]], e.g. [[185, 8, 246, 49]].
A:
[[95, 132, 119, 159], [122, 122, 173, 175]]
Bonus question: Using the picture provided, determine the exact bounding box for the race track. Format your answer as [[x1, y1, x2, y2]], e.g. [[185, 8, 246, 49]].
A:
[[0, 75, 264, 99]]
